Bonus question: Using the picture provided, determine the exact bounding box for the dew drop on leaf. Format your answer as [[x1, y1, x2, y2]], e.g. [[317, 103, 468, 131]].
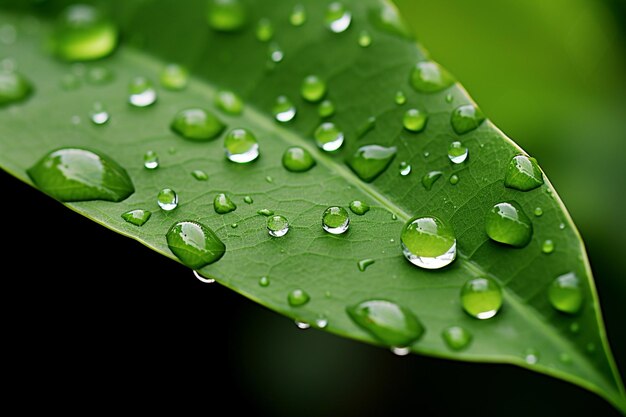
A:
[[485, 201, 533, 247], [524, 348, 540, 364], [166, 220, 226, 269], [349, 200, 370, 215], [128, 76, 157, 107], [314, 122, 344, 152], [357, 258, 375, 272], [401, 216, 457, 269], [346, 144, 397, 182], [288, 288, 310, 307], [358, 30, 372, 47], [403, 108, 427, 133], [410, 61, 454, 93], [214, 193, 237, 214], [267, 215, 289, 237], [157, 188, 178, 211], [549, 272, 584, 314], [460, 277, 503, 319], [160, 63, 188, 90], [224, 128, 259, 163], [206, 0, 247, 32], [0, 70, 33, 106], [422, 170, 443, 190], [318, 99, 335, 118], [448, 141, 468, 164], [191, 169, 208, 181], [442, 326, 472, 351], [273, 95, 296, 122], [451, 104, 485, 134], [171, 108, 226, 141], [301, 75, 327, 103], [243, 195, 253, 204], [121, 209, 152, 227], [282, 146, 316, 172], [395, 90, 406, 105], [289, 4, 307, 26], [215, 89, 243, 115], [259, 276, 270, 287], [257, 208, 274, 216], [255, 18, 273, 42], [399, 161, 411, 176], [143, 150, 159, 170], [322, 206, 350, 235], [325, 2, 352, 33], [542, 239, 555, 254], [504, 154, 544, 191]]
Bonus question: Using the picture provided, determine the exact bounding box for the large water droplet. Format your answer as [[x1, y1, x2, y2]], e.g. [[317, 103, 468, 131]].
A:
[[128, 77, 157, 107], [325, 2, 352, 33], [0, 70, 33, 106], [215, 90, 243, 115], [401, 216, 456, 269], [224, 128, 259, 163], [166, 220, 226, 269], [461, 277, 503, 319], [485, 201, 533, 247], [121, 209, 152, 227], [358, 30, 372, 47], [410, 61, 454, 93], [143, 150, 159, 170], [160, 63, 188, 91], [448, 141, 468, 164], [422, 171, 443, 190], [442, 326, 472, 351], [27, 147, 134, 202], [357, 259, 375, 272], [267, 215, 289, 237], [157, 188, 178, 211], [214, 193, 237, 214], [403, 108, 427, 132], [171, 108, 225, 141], [288, 289, 310, 306], [256, 18, 274, 42], [347, 299, 424, 348], [346, 144, 397, 182], [206, 0, 247, 32], [322, 206, 350, 234], [504, 154, 544, 191], [282, 146, 315, 172], [301, 75, 327, 103], [451, 104, 485, 134], [289, 4, 307, 26], [89, 101, 109, 125], [318, 99, 335, 118], [349, 200, 370, 215], [273, 95, 296, 122], [549, 272, 584, 314], [51, 4, 118, 61], [314, 122, 344, 152], [399, 161, 411, 176]]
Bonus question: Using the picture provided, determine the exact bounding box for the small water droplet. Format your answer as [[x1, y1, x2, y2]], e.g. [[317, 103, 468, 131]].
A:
[[347, 299, 425, 347], [559, 352, 572, 364], [157, 188, 178, 211], [422, 171, 443, 190], [288, 288, 309, 306], [256, 18, 274, 42], [451, 104, 485, 134], [504, 154, 544, 191], [193, 270, 216, 284], [301, 75, 327, 103], [160, 63, 188, 90], [273, 95, 296, 122], [259, 276, 270, 287], [143, 150, 159, 170], [559, 223, 566, 230], [166, 220, 226, 269], [224, 128, 259, 163], [191, 169, 208, 181], [121, 209, 152, 226], [357, 259, 375, 271], [358, 30, 372, 47], [448, 141, 468, 164], [206, 0, 247, 32], [442, 326, 472, 351], [534, 207, 543, 217], [391, 347, 411, 356], [549, 272, 583, 314], [403, 108, 427, 132], [318, 99, 335, 118], [86, 66, 114, 85], [524, 348, 540, 364], [349, 200, 370, 215], [461, 277, 503, 319], [215, 90, 243, 115], [357, 116, 376, 139], [50, 4, 118, 61], [401, 216, 456, 269], [265, 175, 273, 183], [391, 214, 397, 220], [295, 320, 311, 330], [399, 161, 411, 176], [0, 70, 33, 106], [542, 239, 555, 254], [267, 215, 289, 237], [346, 144, 397, 182], [395, 90, 406, 105], [27, 147, 134, 202], [322, 206, 350, 234], [89, 101, 109, 125], [449, 174, 459, 185], [445, 93, 453, 103], [485, 201, 533, 247], [326, 2, 352, 33], [231, 223, 238, 228], [315, 315, 329, 329], [370, 2, 414, 39], [257, 208, 274, 216], [282, 146, 316, 172], [289, 4, 307, 26], [244, 196, 253, 204], [314, 122, 344, 151], [268, 42, 284, 63], [214, 193, 237, 214], [410, 61, 454, 93], [128, 76, 157, 107]]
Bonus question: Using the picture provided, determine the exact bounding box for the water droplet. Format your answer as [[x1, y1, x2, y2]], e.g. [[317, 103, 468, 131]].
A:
[[0, 70, 33, 106], [160, 63, 188, 90], [89, 101, 109, 125], [449, 174, 459, 185], [50, 4, 118, 61], [267, 215, 289, 237], [0, 24, 17, 45], [60, 73, 81, 90], [325, 2, 352, 33], [295, 320, 311, 330], [559, 223, 566, 230], [504, 154, 544, 191], [442, 326, 472, 351], [244, 196, 253, 204], [288, 288, 309, 306], [272, 95, 296, 123], [214, 193, 237, 214], [424, 151, 430, 158], [86, 66, 114, 85], [461, 277, 503, 319], [166, 220, 226, 269], [171, 108, 225, 141], [346, 144, 397, 182], [193, 270, 216, 284], [143, 150, 159, 170], [399, 161, 411, 176], [27, 147, 134, 202], [206, 0, 247, 32], [315, 315, 329, 329], [289, 4, 307, 26], [322, 206, 350, 234], [524, 348, 540, 364], [410, 61, 454, 93], [358, 30, 372, 47], [349, 200, 370, 215], [224, 128, 259, 163], [282, 146, 316, 172], [231, 223, 238, 228], [534, 207, 543, 217], [255, 18, 273, 42], [542, 239, 555, 254], [370, 2, 414, 39], [357, 259, 375, 271], [445, 93, 453, 103], [128, 77, 157, 107], [301, 75, 327, 103], [403, 108, 428, 133], [259, 276, 270, 287], [549, 272, 583, 314], [318, 99, 335, 118], [559, 352, 572, 364], [191, 169, 208, 181], [448, 141, 468, 164], [391, 214, 397, 220], [347, 299, 424, 347], [215, 90, 243, 115], [485, 201, 533, 247], [314, 122, 344, 152], [157, 188, 178, 211], [121, 209, 152, 226], [257, 208, 274, 216], [422, 171, 443, 190], [451, 104, 485, 134], [395, 90, 406, 105], [401, 216, 456, 269]]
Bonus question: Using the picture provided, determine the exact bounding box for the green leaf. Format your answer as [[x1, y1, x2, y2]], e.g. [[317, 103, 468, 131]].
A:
[[0, 0, 624, 413]]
